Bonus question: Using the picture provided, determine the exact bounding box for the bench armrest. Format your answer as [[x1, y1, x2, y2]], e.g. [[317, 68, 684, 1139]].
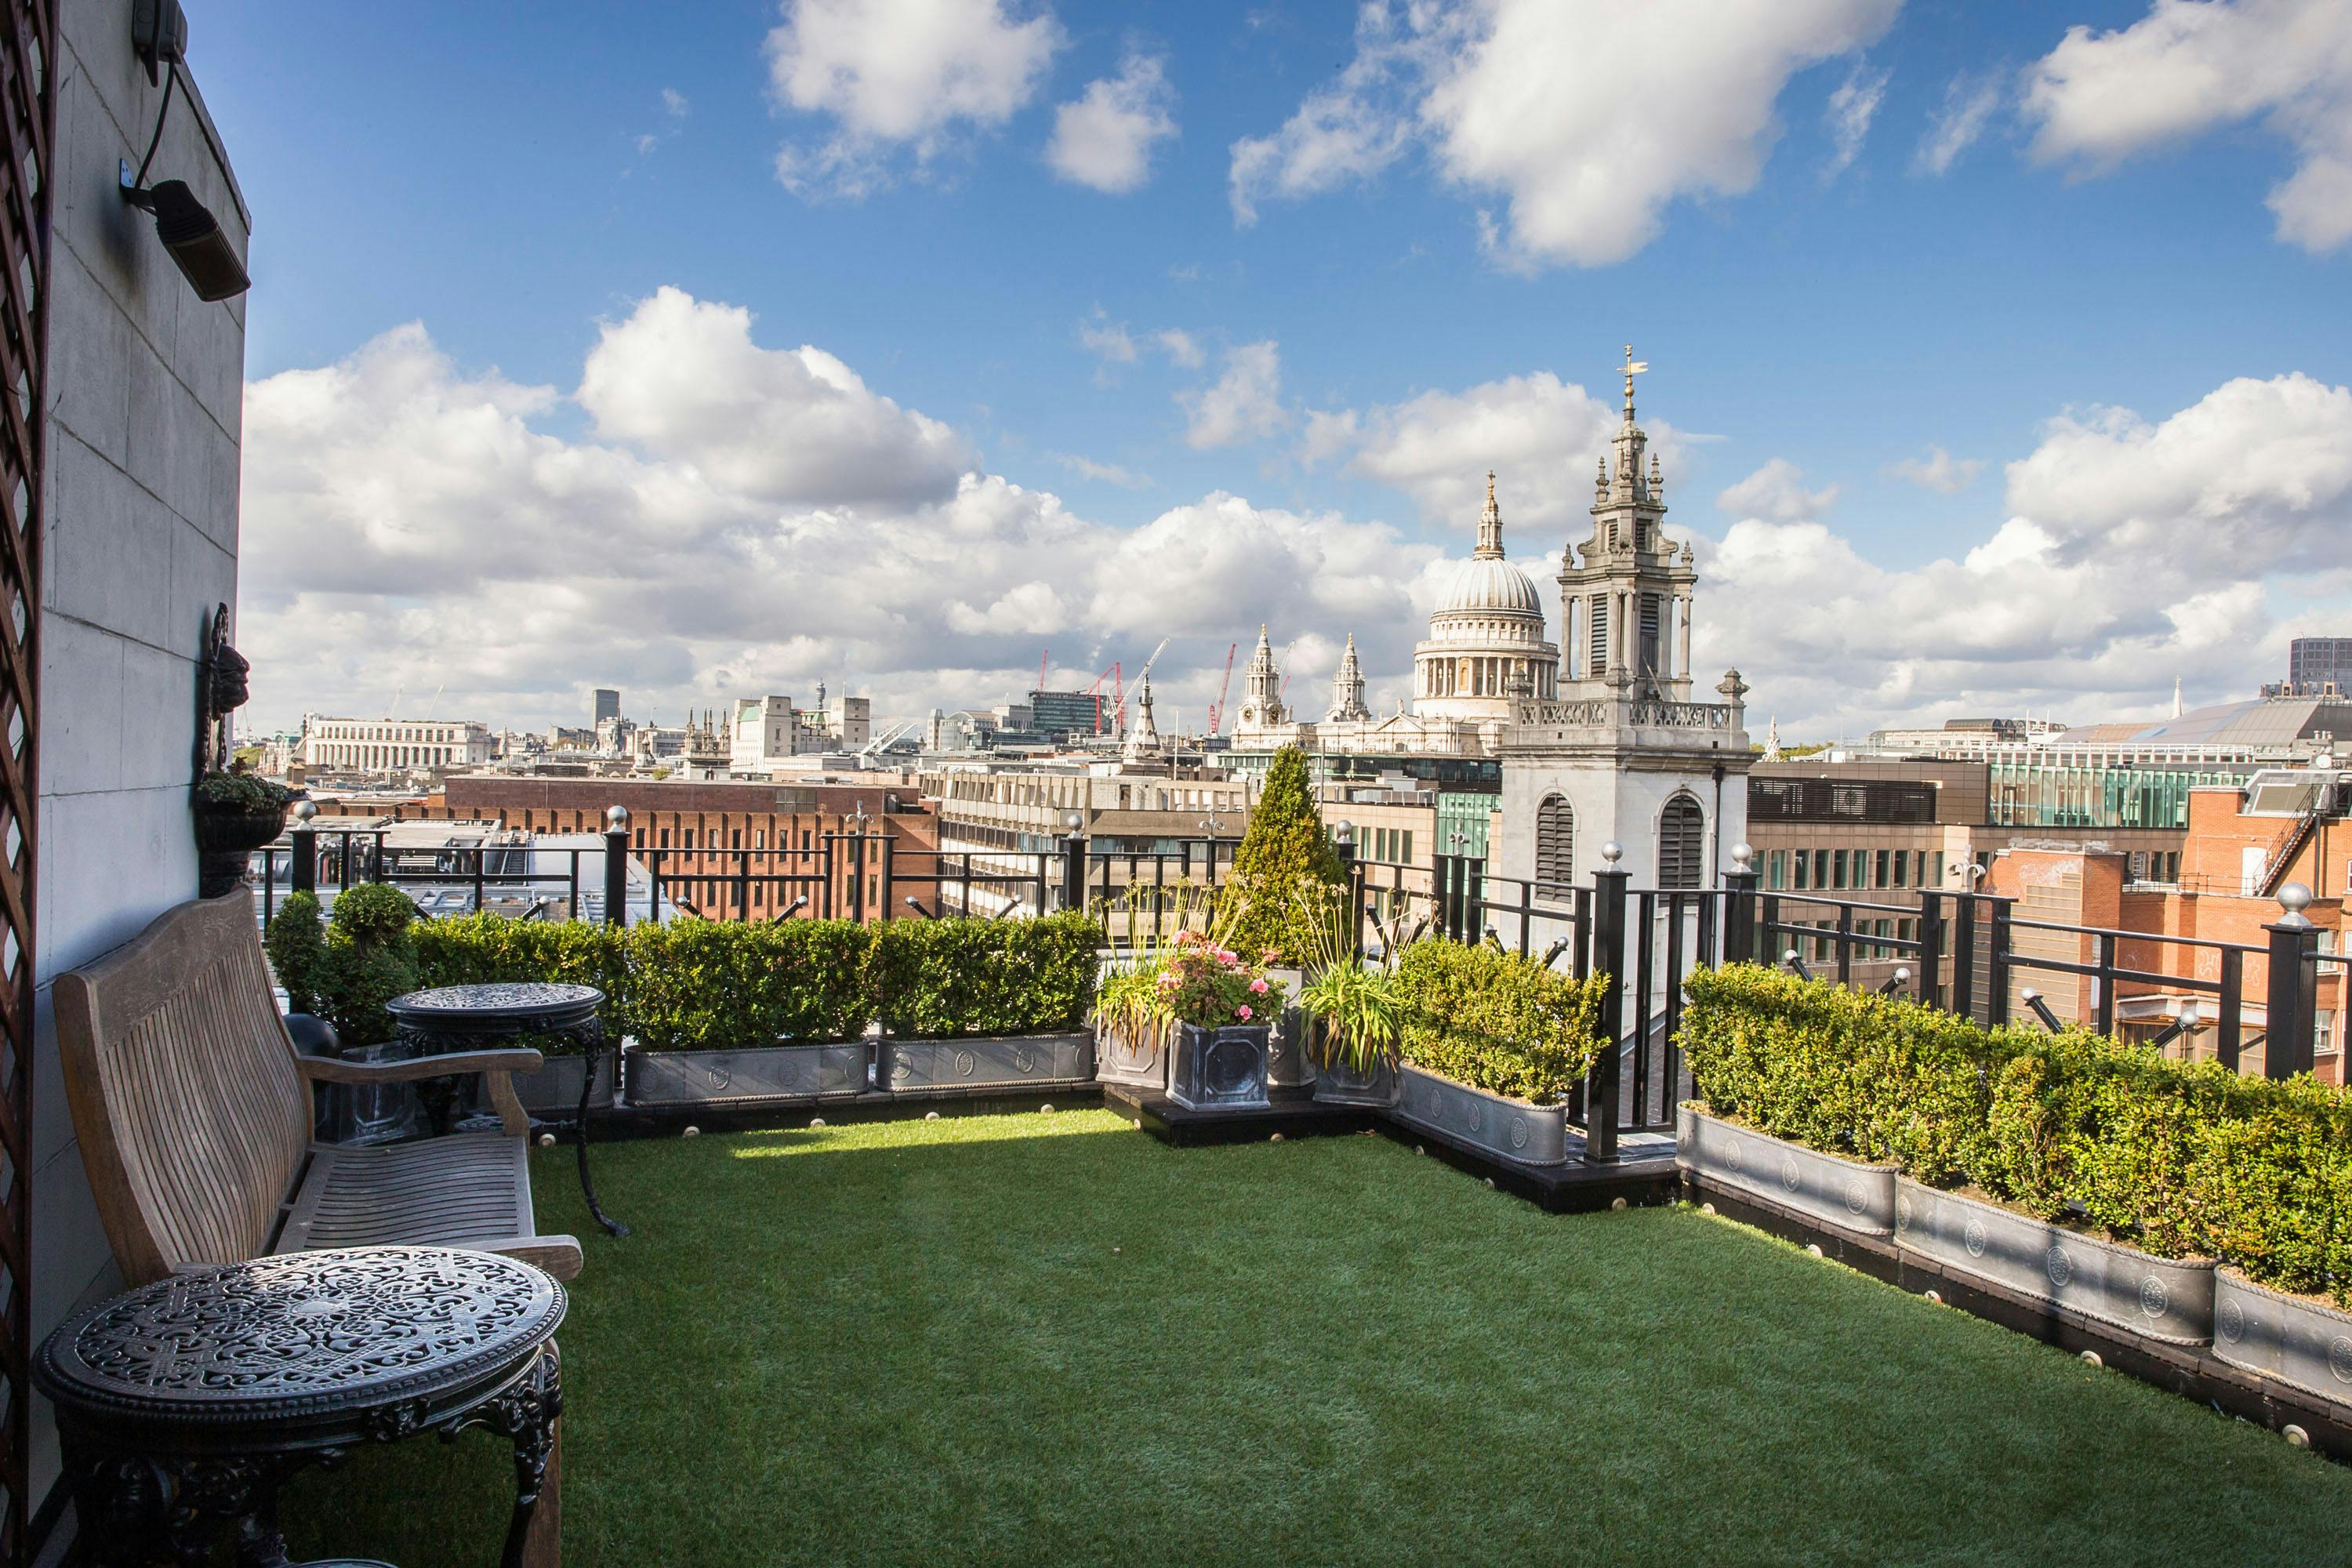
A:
[[295, 1047, 546, 1085]]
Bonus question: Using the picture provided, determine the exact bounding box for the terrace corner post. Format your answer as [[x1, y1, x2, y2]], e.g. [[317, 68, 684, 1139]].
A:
[[1985, 895, 2016, 1029], [1916, 891, 1945, 1007], [289, 818, 316, 897], [1059, 820, 1087, 915], [1586, 859, 1629, 1165], [603, 807, 630, 927], [1720, 858, 1759, 967], [2264, 906, 2319, 1080], [1334, 826, 1364, 958]]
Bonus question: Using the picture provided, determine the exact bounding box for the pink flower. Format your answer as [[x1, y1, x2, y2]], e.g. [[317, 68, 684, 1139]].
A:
[[1236, 1004, 1253, 1020], [1249, 978, 1269, 994], [1261, 949, 1280, 964]]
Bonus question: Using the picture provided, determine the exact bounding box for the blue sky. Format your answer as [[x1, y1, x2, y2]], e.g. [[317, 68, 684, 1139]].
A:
[[203, 2, 2352, 736]]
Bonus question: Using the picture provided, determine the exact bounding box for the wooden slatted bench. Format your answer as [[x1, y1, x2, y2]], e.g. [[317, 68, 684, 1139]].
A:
[[55, 891, 583, 1286]]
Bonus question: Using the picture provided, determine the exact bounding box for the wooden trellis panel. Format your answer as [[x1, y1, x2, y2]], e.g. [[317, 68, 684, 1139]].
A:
[[0, 0, 48, 1559]]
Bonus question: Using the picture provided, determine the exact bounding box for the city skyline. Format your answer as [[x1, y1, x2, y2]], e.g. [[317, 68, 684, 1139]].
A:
[[202, 2, 2352, 735]]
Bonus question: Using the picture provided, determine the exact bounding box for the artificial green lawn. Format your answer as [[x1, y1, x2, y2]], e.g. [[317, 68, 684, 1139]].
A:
[[287, 1110, 2352, 1567]]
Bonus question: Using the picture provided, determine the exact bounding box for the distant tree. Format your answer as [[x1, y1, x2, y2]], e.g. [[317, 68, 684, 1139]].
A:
[[1218, 747, 1345, 967]]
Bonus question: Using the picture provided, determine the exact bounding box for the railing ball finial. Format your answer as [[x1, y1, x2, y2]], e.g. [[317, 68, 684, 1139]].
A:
[[1601, 840, 1622, 866], [1063, 810, 1084, 833], [1333, 820, 1355, 847], [292, 799, 317, 824], [2277, 881, 2314, 927], [1730, 842, 1753, 870], [605, 804, 631, 830]]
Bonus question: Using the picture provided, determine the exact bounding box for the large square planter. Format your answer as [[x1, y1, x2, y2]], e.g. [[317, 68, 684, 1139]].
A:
[[1392, 1063, 1567, 1167], [1311, 1044, 1399, 1109], [2214, 1269, 2352, 1406], [1168, 1022, 1271, 1111], [627, 1041, 868, 1107], [1894, 1178, 2215, 1347], [1263, 968, 1316, 1089], [881, 1031, 1091, 1091], [1094, 1022, 1168, 1090], [1676, 1105, 1897, 1238]]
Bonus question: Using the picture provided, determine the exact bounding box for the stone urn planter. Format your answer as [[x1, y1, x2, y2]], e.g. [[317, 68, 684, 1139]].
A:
[[1094, 1020, 1169, 1090], [1893, 1178, 2216, 1347], [2213, 1269, 2352, 1406], [191, 797, 287, 898], [1167, 1022, 1271, 1111], [1676, 1105, 1898, 1237], [1392, 1063, 1567, 1166], [627, 1040, 867, 1107], [1263, 968, 1316, 1089]]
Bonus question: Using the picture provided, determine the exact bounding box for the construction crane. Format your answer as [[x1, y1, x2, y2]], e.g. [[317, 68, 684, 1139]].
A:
[[1277, 637, 1304, 699], [1203, 641, 1237, 735], [1036, 648, 1048, 695], [1083, 661, 1122, 735]]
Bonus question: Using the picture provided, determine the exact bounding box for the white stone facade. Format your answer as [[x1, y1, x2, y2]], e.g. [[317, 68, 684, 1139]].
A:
[[303, 717, 495, 772]]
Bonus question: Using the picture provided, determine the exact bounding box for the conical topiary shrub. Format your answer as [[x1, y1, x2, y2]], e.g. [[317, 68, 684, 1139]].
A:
[[1218, 746, 1345, 967]]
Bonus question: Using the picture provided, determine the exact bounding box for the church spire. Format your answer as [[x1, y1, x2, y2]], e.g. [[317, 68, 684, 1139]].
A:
[[1474, 470, 1504, 560], [1327, 632, 1370, 721]]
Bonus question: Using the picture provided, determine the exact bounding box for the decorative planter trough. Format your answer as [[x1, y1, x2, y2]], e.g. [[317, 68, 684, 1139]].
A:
[[2214, 1269, 2352, 1406], [1392, 1063, 1566, 1167], [1263, 968, 1316, 1089], [882, 1031, 1091, 1092], [1676, 1105, 1897, 1238], [1894, 1178, 2215, 1347], [1168, 1022, 1271, 1111], [1094, 1022, 1167, 1091], [517, 1051, 617, 1116], [627, 1041, 869, 1107], [1310, 1044, 1399, 1109]]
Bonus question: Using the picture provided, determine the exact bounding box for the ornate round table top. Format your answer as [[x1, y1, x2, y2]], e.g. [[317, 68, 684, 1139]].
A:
[[34, 1247, 564, 1433], [384, 981, 604, 1032]]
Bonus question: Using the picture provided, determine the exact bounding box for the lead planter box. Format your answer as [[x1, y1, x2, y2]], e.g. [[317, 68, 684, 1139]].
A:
[[2214, 1270, 2352, 1406], [1893, 1178, 2215, 1347], [1094, 1022, 1167, 1090], [517, 1052, 616, 1116], [1263, 969, 1316, 1089], [1676, 1105, 1897, 1238], [1167, 1022, 1270, 1111], [1392, 1063, 1566, 1167], [627, 1041, 869, 1107], [1311, 1043, 1399, 1109], [882, 1032, 1091, 1092]]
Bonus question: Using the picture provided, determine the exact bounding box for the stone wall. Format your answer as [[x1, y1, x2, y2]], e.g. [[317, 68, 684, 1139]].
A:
[[31, 9, 249, 1512]]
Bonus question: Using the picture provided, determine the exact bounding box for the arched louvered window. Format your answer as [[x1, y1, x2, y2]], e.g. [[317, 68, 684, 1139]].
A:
[[1536, 794, 1574, 896], [1659, 794, 1705, 890]]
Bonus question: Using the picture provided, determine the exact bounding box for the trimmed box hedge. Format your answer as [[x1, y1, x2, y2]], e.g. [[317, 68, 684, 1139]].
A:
[[1679, 964, 2352, 1306], [1392, 939, 1607, 1105], [278, 906, 1104, 1054]]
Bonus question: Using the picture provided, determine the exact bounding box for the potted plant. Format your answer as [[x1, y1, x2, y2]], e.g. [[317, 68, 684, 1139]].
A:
[[1092, 949, 1176, 1088], [191, 768, 292, 898], [1293, 884, 1403, 1107], [1161, 928, 1287, 1111]]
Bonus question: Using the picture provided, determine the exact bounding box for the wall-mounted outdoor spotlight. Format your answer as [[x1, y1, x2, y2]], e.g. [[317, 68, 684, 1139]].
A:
[[121, 1, 249, 303]]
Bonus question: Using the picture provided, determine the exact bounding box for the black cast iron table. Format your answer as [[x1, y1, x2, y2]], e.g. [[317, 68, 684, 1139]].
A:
[[384, 982, 627, 1236], [35, 1246, 564, 1568]]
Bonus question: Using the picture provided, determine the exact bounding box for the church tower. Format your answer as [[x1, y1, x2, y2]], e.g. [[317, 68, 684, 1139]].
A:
[[1327, 633, 1370, 722], [1559, 348, 1699, 700], [1236, 624, 1287, 730], [1495, 347, 1751, 896], [1123, 671, 1163, 761]]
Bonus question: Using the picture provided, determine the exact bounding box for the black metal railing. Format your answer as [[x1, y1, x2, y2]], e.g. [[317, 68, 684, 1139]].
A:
[[1338, 843, 2328, 1168]]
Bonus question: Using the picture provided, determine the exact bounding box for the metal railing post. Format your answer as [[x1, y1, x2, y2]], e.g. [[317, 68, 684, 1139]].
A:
[[2218, 947, 2245, 1071], [1331, 822, 1362, 956], [2265, 884, 2320, 1080], [1952, 890, 1978, 1024], [1719, 843, 1757, 967], [603, 806, 630, 927], [1586, 844, 1629, 1165], [877, 837, 895, 923]]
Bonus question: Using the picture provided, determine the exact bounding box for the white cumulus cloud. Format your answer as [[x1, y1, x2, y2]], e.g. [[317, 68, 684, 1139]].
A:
[[1890, 445, 1984, 493], [1231, 0, 1901, 267], [768, 0, 1063, 198], [1718, 458, 1838, 523], [2021, 0, 2352, 252], [1179, 341, 1287, 449], [1047, 50, 1178, 193]]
